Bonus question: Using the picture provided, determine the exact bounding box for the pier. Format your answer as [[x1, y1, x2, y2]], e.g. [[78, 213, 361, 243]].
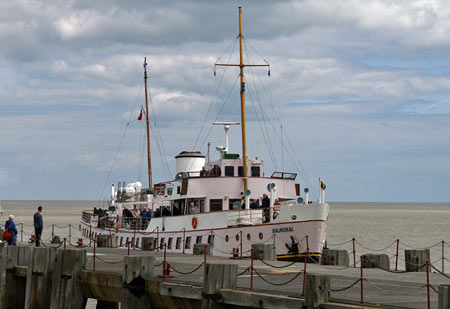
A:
[[0, 240, 449, 308]]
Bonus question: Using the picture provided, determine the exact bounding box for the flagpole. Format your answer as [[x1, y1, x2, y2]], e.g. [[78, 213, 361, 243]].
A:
[[143, 57, 153, 190]]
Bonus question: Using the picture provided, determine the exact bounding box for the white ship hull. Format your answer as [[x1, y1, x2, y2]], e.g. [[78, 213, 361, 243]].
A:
[[81, 202, 328, 260]]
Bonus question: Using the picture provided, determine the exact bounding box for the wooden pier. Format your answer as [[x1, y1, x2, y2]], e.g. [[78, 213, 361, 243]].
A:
[[0, 243, 449, 308]]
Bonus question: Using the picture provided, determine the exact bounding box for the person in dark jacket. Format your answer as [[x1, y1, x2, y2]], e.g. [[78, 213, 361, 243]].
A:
[[261, 194, 270, 208], [5, 215, 18, 246], [34, 206, 43, 247]]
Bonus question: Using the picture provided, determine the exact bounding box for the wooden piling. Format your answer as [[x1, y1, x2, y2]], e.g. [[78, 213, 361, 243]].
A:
[[202, 263, 237, 308], [121, 255, 154, 309], [304, 274, 330, 308], [439, 285, 450, 309], [50, 249, 87, 309], [4, 246, 31, 309], [24, 247, 57, 309]]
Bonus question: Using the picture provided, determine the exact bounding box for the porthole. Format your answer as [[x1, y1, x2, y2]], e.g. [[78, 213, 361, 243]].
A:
[[225, 235, 229, 242], [259, 232, 263, 240], [247, 233, 251, 241], [292, 215, 297, 220]]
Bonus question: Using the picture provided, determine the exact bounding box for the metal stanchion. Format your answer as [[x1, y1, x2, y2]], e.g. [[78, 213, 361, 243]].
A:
[[302, 236, 309, 296], [69, 224, 72, 243], [395, 239, 399, 271], [360, 256, 364, 304], [426, 261, 430, 309], [51, 224, 54, 242], [352, 237, 356, 268], [240, 231, 243, 259], [64, 238, 66, 249], [442, 240, 445, 274], [250, 248, 254, 290], [93, 239, 96, 272], [182, 228, 185, 254], [204, 244, 207, 264]]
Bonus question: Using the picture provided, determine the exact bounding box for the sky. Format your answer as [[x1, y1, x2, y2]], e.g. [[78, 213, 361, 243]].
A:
[[1, 0, 450, 202]]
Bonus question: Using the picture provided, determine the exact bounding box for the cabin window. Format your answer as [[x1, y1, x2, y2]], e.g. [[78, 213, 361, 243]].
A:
[[238, 166, 243, 177], [136, 238, 140, 247], [225, 166, 234, 176], [196, 236, 202, 244], [168, 238, 173, 249], [210, 199, 223, 212], [126, 237, 129, 245], [160, 238, 165, 250], [251, 166, 260, 177], [177, 186, 181, 194], [154, 238, 158, 249], [185, 236, 191, 249], [208, 234, 215, 245], [176, 237, 182, 249]]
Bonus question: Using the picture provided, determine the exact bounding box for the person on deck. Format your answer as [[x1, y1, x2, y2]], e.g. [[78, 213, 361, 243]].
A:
[[250, 199, 260, 209], [189, 202, 199, 214], [34, 206, 43, 247], [140, 207, 148, 229], [261, 194, 270, 208], [5, 215, 18, 246]]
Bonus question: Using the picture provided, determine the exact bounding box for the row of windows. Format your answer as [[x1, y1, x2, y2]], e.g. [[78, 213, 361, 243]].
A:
[[116, 234, 215, 250], [224, 166, 260, 177]]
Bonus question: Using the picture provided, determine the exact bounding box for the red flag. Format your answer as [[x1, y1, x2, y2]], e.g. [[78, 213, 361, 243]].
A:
[[138, 108, 143, 121]]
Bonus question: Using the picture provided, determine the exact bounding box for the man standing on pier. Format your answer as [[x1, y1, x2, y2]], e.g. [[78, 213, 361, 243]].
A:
[[34, 206, 43, 247]]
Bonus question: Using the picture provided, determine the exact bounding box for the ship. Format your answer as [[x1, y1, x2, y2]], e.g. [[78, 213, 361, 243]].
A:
[[80, 7, 329, 261]]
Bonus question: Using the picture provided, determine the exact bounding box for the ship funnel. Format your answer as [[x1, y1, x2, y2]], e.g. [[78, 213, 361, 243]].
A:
[[175, 151, 206, 176]]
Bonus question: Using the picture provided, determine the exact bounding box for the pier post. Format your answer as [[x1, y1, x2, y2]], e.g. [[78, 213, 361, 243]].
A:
[[405, 249, 430, 272], [202, 263, 237, 308], [24, 247, 57, 309], [321, 249, 349, 266], [121, 255, 154, 309], [438, 285, 450, 309], [50, 249, 87, 309], [4, 246, 31, 309], [304, 274, 330, 308]]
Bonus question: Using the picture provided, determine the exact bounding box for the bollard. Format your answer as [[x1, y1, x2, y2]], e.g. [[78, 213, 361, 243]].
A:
[[252, 244, 276, 261], [304, 274, 330, 308], [24, 247, 56, 309], [361, 254, 390, 270], [50, 249, 87, 308], [321, 249, 349, 266], [202, 263, 237, 309], [121, 255, 154, 309], [405, 249, 430, 272]]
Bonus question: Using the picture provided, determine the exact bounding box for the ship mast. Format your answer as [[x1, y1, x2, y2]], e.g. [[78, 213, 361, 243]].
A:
[[215, 7, 269, 191], [143, 57, 153, 189]]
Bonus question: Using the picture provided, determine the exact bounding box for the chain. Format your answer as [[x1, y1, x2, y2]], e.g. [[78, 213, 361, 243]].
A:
[[253, 268, 303, 286], [364, 278, 427, 295], [237, 267, 250, 276], [257, 259, 297, 269], [430, 264, 450, 280], [94, 256, 123, 265], [430, 285, 439, 294], [331, 278, 361, 292], [170, 262, 205, 275], [355, 239, 397, 252]]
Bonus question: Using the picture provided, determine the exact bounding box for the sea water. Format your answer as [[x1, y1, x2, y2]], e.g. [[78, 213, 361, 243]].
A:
[[1, 200, 449, 305]]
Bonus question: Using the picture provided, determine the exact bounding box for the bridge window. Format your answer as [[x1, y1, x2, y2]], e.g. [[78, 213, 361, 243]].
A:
[[196, 236, 202, 244], [238, 166, 243, 177], [225, 166, 234, 176], [176, 237, 181, 249], [185, 236, 191, 249], [251, 166, 260, 177], [210, 199, 223, 212]]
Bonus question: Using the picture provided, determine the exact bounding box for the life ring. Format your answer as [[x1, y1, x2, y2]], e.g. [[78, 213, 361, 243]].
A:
[[192, 216, 198, 229]]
